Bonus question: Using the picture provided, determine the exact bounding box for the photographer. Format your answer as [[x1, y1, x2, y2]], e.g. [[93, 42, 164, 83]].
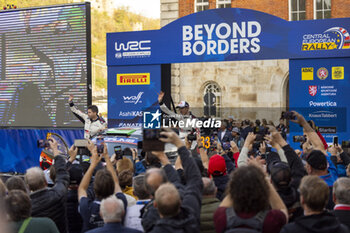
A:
[[25, 137, 69, 233], [78, 140, 127, 232], [328, 144, 350, 177], [144, 128, 203, 233]]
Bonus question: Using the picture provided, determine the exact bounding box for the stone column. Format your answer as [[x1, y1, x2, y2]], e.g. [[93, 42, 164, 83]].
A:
[[160, 0, 180, 103]]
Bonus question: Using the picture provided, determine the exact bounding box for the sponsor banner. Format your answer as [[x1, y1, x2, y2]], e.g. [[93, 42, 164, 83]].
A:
[[108, 65, 161, 128], [318, 126, 337, 134], [289, 57, 350, 146], [117, 73, 150, 85], [107, 8, 350, 66]]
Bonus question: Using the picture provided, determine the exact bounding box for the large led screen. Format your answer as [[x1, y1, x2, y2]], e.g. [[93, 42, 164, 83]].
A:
[[0, 3, 91, 127]]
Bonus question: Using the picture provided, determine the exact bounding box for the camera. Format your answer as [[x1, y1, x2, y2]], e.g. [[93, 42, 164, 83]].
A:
[[342, 141, 350, 148], [142, 128, 165, 152], [37, 139, 52, 148], [114, 146, 123, 160], [187, 130, 197, 141], [74, 139, 88, 148], [281, 111, 296, 120], [293, 135, 306, 143]]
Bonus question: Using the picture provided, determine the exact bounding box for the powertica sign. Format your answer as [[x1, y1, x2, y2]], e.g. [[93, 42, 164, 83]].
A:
[[107, 8, 350, 66]]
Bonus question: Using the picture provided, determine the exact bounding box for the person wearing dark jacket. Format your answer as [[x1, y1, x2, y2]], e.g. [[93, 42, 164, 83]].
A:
[[207, 154, 230, 201], [281, 176, 348, 233], [141, 152, 185, 232], [25, 138, 69, 233], [146, 129, 203, 233], [332, 177, 350, 229], [200, 178, 220, 233], [265, 130, 307, 221]]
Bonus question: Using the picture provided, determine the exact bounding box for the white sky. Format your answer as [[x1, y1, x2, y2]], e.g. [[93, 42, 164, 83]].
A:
[[113, 0, 160, 19]]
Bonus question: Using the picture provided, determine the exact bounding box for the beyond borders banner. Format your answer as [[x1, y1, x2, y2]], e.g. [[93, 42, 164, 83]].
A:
[[107, 8, 350, 66], [289, 57, 350, 147]]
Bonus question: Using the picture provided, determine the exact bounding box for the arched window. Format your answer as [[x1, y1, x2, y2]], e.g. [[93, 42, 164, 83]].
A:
[[203, 82, 221, 117]]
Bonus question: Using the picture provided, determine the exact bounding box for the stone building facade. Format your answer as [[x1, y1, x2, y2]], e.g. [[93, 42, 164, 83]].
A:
[[160, 0, 350, 121]]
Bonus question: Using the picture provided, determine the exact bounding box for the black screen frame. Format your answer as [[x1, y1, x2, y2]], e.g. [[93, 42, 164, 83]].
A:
[[0, 2, 92, 129]]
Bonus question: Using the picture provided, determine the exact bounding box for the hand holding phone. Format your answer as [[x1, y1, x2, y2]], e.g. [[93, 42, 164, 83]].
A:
[[96, 137, 104, 154], [114, 146, 123, 160]]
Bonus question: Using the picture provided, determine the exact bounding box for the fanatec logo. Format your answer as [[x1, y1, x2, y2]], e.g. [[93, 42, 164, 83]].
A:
[[115, 40, 151, 59], [123, 92, 144, 104]]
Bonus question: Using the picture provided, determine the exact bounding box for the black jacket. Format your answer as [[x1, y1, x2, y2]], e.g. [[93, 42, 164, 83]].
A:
[[66, 189, 83, 233], [281, 211, 349, 233], [30, 155, 69, 233], [141, 163, 185, 232], [150, 206, 198, 233], [333, 209, 350, 230], [213, 175, 229, 201], [144, 146, 203, 233]]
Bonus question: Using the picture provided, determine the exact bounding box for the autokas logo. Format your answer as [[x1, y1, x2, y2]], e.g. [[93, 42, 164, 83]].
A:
[[302, 27, 350, 51], [308, 85, 317, 96], [123, 92, 143, 104], [115, 40, 151, 59]]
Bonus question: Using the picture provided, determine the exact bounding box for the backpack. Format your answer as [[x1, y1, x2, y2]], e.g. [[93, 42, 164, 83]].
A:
[[224, 208, 269, 233]]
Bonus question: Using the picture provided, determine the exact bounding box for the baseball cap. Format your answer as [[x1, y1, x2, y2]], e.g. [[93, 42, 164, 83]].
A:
[[232, 127, 240, 134], [208, 154, 227, 177], [176, 101, 189, 108], [68, 164, 83, 185], [306, 150, 327, 170], [269, 162, 291, 188]]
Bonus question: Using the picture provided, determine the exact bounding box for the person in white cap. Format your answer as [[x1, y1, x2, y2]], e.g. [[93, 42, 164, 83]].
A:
[[157, 91, 195, 139]]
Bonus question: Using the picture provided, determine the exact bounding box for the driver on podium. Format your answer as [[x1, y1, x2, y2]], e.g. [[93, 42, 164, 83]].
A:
[[158, 91, 196, 140], [68, 95, 107, 139]]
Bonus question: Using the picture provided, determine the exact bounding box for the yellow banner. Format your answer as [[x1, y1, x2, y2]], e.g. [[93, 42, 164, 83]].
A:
[[302, 42, 337, 51], [0, 0, 17, 9], [332, 66, 344, 80], [301, 67, 314, 81], [117, 73, 150, 85]]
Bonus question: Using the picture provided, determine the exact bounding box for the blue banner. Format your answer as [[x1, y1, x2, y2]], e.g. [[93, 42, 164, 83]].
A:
[[107, 65, 161, 128], [289, 57, 350, 147], [107, 8, 350, 66], [0, 129, 83, 173]]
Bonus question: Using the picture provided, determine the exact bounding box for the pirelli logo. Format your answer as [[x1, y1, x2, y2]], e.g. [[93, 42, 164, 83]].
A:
[[117, 73, 150, 85]]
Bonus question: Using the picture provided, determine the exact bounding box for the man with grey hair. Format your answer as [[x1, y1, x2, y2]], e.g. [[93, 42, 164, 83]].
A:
[[147, 129, 203, 233], [25, 137, 69, 233], [125, 175, 151, 231], [333, 177, 350, 229], [200, 177, 220, 233], [86, 195, 141, 233]]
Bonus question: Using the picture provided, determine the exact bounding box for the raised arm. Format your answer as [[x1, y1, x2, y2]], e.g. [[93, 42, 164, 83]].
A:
[[78, 142, 101, 201], [48, 137, 69, 193], [101, 143, 122, 193], [291, 111, 326, 154], [68, 95, 88, 120], [237, 132, 256, 167], [160, 129, 203, 220]]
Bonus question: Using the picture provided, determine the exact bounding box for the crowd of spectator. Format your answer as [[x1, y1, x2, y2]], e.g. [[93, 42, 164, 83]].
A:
[[1, 111, 350, 233]]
